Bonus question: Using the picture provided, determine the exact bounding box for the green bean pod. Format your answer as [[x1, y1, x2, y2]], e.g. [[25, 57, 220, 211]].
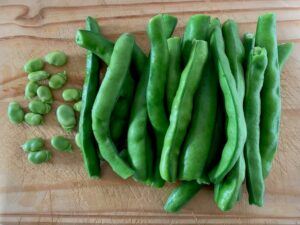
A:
[[181, 14, 211, 65], [160, 40, 208, 182], [77, 16, 102, 178], [22, 137, 44, 152], [278, 42, 294, 71], [208, 21, 247, 184], [223, 19, 245, 101], [91, 33, 135, 179], [214, 154, 245, 211], [146, 14, 170, 134], [244, 47, 268, 206], [243, 32, 255, 69], [255, 13, 280, 178], [166, 37, 181, 113], [164, 181, 203, 213]]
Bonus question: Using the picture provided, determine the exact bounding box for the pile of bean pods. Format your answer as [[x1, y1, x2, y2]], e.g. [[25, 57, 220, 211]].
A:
[[75, 13, 293, 212]]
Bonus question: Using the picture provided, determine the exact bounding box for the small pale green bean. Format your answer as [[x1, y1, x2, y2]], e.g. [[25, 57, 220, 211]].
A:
[[24, 113, 43, 126], [51, 135, 72, 152], [62, 88, 82, 102], [56, 104, 76, 131], [22, 137, 44, 152], [23, 58, 44, 73], [28, 70, 50, 82], [37, 86, 53, 103], [25, 81, 39, 99], [28, 100, 51, 114], [73, 101, 82, 112], [28, 150, 52, 164], [49, 71, 67, 89], [75, 132, 82, 149], [44, 51, 67, 66], [7, 101, 24, 124]]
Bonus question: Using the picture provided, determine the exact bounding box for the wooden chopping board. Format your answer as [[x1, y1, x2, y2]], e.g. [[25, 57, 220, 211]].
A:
[[0, 0, 299, 224]]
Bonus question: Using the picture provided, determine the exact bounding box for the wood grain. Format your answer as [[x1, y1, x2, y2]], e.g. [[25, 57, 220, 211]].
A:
[[0, 0, 299, 224]]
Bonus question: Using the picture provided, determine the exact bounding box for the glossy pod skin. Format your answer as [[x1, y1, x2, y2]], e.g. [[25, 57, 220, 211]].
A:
[[37, 86, 53, 103], [208, 21, 247, 184], [7, 101, 24, 124], [22, 137, 44, 152], [160, 40, 208, 182], [62, 88, 82, 102], [25, 81, 39, 99], [51, 135, 72, 152], [127, 14, 177, 187], [91, 33, 135, 179], [223, 19, 245, 100], [166, 37, 181, 113], [28, 99, 51, 115], [28, 71, 50, 82], [56, 104, 76, 131], [44, 51, 67, 66], [278, 42, 294, 71], [164, 181, 203, 213], [28, 150, 52, 164], [24, 113, 43, 125], [244, 47, 268, 206], [49, 71, 67, 89], [255, 13, 280, 178], [77, 16, 102, 178], [24, 58, 44, 73], [181, 14, 210, 65], [178, 15, 219, 181]]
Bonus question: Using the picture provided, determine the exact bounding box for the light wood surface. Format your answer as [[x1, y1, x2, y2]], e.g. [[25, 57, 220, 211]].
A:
[[0, 0, 299, 224]]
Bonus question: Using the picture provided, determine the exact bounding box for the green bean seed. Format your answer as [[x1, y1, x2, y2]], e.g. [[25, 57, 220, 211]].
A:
[[73, 101, 82, 112], [37, 86, 53, 103], [44, 51, 67, 66], [28, 70, 50, 82], [22, 137, 44, 152], [62, 88, 82, 102], [75, 132, 82, 149], [51, 135, 72, 152], [49, 71, 67, 89], [28, 100, 51, 114], [25, 81, 39, 99], [28, 150, 52, 164], [24, 58, 44, 73], [24, 113, 43, 125], [7, 101, 24, 124], [56, 104, 76, 131]]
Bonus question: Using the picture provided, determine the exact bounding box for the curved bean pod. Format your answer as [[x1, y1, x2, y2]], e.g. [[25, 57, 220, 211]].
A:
[[160, 40, 208, 182], [91, 33, 135, 179], [255, 13, 280, 178], [208, 22, 247, 184]]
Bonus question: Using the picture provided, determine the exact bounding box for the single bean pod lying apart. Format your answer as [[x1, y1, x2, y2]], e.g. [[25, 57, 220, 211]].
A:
[[92, 33, 135, 179], [44, 51, 67, 66], [160, 40, 208, 182], [255, 13, 280, 179], [23, 58, 44, 73], [28, 100, 51, 115], [62, 88, 82, 102], [164, 181, 203, 213], [22, 137, 45, 152], [28, 70, 50, 82], [208, 20, 247, 184], [37, 86, 53, 103], [51, 135, 72, 152], [49, 71, 67, 89], [25, 81, 39, 99], [56, 104, 76, 131], [244, 47, 268, 206], [28, 150, 52, 164], [7, 101, 24, 124], [24, 113, 43, 126]]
